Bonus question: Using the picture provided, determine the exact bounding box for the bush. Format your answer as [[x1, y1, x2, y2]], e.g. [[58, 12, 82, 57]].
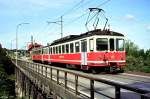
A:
[[0, 44, 16, 98]]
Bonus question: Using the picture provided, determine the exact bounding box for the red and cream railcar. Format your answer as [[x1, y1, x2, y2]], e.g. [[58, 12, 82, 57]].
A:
[[31, 29, 126, 73]]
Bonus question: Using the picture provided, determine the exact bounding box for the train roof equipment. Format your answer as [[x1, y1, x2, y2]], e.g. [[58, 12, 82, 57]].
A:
[[50, 29, 124, 46]]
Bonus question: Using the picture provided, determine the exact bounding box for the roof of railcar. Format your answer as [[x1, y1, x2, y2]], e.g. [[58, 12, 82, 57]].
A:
[[49, 29, 124, 46]]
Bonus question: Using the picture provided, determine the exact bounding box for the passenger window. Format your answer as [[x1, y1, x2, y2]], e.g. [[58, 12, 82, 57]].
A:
[[44, 48, 47, 54], [96, 38, 108, 51], [109, 39, 114, 51], [42, 49, 44, 54], [41, 49, 43, 54], [66, 44, 69, 53], [51, 48, 52, 54], [49, 47, 51, 54], [89, 39, 94, 52], [47, 48, 48, 54], [56, 46, 58, 54], [81, 40, 87, 52], [44, 48, 46, 54], [62, 45, 65, 53], [70, 43, 74, 53], [75, 42, 80, 52], [59, 46, 61, 54], [53, 47, 55, 54]]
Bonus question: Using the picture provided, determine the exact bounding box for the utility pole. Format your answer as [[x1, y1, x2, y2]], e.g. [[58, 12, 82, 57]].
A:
[[16, 23, 29, 66], [31, 35, 33, 44], [61, 16, 63, 38], [47, 16, 63, 38]]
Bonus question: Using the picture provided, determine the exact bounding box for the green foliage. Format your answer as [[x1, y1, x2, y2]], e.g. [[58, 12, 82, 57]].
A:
[[125, 40, 150, 73], [0, 43, 16, 98]]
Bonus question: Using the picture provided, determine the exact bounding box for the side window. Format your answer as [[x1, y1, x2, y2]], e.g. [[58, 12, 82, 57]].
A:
[[51, 47, 53, 54], [41, 49, 43, 54], [96, 38, 108, 51], [43, 48, 48, 54], [62, 45, 65, 53], [59, 46, 61, 54], [66, 44, 69, 53], [89, 39, 94, 52], [47, 48, 49, 54], [75, 42, 80, 52], [56, 46, 58, 54], [109, 38, 114, 51], [70, 43, 74, 53], [53, 47, 55, 54], [44, 48, 46, 54], [81, 40, 87, 52], [46, 48, 48, 54], [49, 47, 51, 54]]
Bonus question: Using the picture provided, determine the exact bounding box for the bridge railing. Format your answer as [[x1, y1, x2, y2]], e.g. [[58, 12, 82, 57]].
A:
[[13, 59, 150, 99]]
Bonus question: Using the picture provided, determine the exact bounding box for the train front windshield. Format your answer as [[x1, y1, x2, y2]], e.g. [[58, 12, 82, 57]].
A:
[[96, 38, 125, 51], [116, 39, 124, 51]]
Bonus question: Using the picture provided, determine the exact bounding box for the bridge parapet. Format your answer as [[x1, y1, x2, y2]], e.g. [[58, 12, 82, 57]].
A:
[[12, 59, 150, 99]]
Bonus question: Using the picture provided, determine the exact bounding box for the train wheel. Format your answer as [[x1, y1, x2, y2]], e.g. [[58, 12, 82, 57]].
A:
[[109, 66, 117, 73], [91, 68, 99, 74], [66, 64, 70, 68], [118, 69, 124, 73]]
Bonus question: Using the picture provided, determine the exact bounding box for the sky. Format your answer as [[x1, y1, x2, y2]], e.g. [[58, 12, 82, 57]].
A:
[[0, 0, 150, 50]]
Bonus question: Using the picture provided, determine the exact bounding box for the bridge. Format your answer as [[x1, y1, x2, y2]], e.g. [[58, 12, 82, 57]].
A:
[[12, 59, 150, 99]]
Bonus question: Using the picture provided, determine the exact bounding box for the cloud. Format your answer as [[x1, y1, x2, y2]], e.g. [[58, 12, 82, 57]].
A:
[[124, 14, 135, 21], [146, 25, 150, 31]]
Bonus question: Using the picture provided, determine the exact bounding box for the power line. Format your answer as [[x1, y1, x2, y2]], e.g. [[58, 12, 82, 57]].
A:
[[64, 0, 112, 27], [51, 0, 93, 21], [61, 0, 86, 16], [36, 0, 112, 44], [97, 0, 111, 7], [64, 11, 89, 27]]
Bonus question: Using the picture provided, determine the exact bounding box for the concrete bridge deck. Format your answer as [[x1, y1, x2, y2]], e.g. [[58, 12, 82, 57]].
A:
[[13, 59, 150, 99]]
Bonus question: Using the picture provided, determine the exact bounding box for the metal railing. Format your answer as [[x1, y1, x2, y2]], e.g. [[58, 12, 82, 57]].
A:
[[13, 59, 150, 99]]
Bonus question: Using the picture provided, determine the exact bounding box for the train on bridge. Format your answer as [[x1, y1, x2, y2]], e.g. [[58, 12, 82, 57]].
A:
[[28, 8, 126, 73], [29, 29, 126, 73]]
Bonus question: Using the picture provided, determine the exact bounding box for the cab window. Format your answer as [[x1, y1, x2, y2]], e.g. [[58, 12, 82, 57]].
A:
[[116, 39, 124, 51]]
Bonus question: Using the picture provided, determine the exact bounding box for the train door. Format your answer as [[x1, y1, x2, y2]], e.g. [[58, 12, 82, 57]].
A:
[[81, 39, 87, 65], [41, 48, 44, 62], [48, 47, 51, 63]]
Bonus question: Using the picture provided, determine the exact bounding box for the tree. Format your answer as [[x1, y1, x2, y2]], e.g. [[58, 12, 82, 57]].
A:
[[0, 44, 15, 98], [125, 40, 139, 57], [125, 40, 150, 73]]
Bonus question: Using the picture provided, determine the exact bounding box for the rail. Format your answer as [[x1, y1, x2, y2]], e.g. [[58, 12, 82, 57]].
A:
[[13, 59, 150, 99]]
